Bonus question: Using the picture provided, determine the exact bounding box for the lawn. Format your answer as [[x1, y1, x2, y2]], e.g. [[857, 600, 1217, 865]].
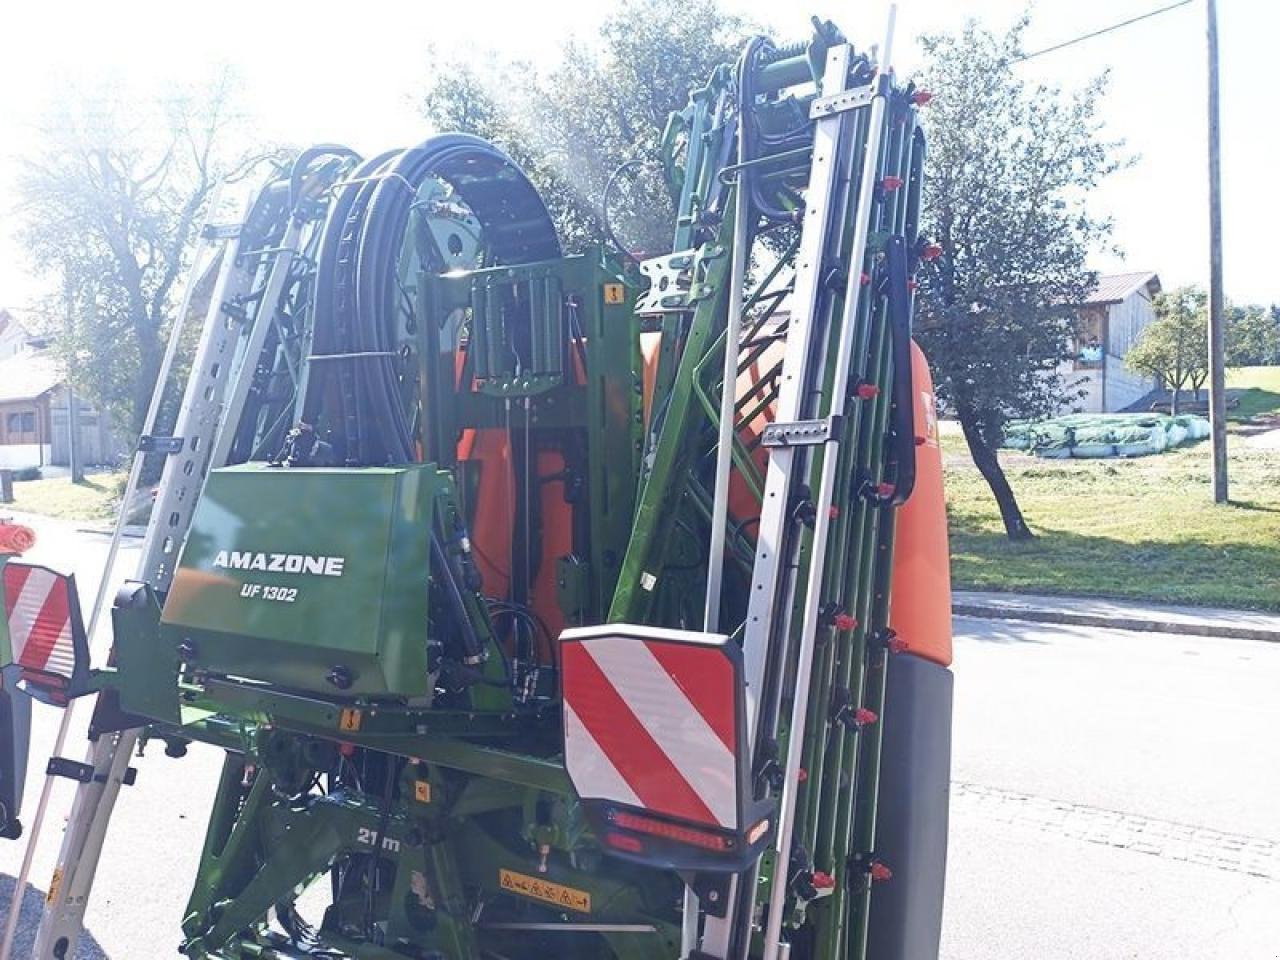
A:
[[5, 470, 128, 523], [1226, 364, 1280, 421], [945, 367, 1280, 612]]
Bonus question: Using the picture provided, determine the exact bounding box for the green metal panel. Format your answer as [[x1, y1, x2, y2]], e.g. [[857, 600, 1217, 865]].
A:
[[160, 465, 442, 698]]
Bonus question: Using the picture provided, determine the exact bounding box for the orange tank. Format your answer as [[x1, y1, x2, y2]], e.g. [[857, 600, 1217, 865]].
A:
[[888, 341, 953, 667]]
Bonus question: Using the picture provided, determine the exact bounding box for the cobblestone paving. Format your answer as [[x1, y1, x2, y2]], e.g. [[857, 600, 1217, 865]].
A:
[[953, 781, 1279, 881]]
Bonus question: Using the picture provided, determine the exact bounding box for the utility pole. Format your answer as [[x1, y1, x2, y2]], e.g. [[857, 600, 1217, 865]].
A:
[[67, 382, 84, 483], [1206, 0, 1228, 502], [64, 279, 85, 483]]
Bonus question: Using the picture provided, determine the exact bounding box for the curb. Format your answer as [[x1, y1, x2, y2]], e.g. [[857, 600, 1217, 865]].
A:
[[952, 601, 1280, 644]]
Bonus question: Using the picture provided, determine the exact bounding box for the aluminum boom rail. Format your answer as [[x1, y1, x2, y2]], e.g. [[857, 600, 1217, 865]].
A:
[[760, 11, 896, 958], [0, 185, 227, 960], [697, 31, 873, 960], [13, 189, 313, 960]]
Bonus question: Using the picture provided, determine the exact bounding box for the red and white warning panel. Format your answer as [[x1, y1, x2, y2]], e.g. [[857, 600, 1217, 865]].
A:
[[1, 562, 90, 703], [561, 623, 773, 871]]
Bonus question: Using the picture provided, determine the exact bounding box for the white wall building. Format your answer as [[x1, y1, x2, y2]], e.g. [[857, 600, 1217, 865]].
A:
[[0, 310, 125, 470], [1064, 271, 1162, 413]]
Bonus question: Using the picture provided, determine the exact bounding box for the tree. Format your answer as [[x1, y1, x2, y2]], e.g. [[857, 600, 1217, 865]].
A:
[[15, 71, 249, 436], [1125, 287, 1208, 414], [912, 18, 1122, 540], [1226, 303, 1280, 367], [420, 0, 750, 255]]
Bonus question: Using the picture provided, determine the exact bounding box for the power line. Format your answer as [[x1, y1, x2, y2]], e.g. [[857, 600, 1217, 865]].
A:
[[1013, 0, 1194, 63]]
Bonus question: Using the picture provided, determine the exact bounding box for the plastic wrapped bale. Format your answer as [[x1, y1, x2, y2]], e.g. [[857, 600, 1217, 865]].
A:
[[1164, 421, 1188, 448], [1114, 424, 1168, 457], [1070, 442, 1117, 458], [1002, 423, 1034, 451], [1027, 422, 1074, 457], [1177, 415, 1211, 440]]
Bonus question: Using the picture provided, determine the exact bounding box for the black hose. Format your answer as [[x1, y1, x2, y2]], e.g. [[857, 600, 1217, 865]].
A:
[[602, 159, 653, 263], [288, 144, 362, 212], [307, 134, 560, 682]]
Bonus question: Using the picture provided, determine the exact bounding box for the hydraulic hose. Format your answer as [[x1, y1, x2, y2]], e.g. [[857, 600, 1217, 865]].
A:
[[309, 134, 559, 465], [306, 134, 560, 679]]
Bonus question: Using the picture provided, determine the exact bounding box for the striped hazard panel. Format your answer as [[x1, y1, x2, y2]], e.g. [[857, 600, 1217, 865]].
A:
[[2, 563, 87, 701], [561, 624, 743, 831]]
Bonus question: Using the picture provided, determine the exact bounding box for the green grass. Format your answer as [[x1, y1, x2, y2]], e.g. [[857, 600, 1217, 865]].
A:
[[7, 470, 128, 522], [947, 368, 1280, 612], [1226, 365, 1280, 422]]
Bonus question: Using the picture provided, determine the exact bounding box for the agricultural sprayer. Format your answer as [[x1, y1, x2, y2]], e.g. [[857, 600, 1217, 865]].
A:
[[0, 11, 952, 959]]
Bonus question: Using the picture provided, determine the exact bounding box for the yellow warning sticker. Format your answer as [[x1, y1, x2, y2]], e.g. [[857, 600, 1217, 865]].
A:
[[414, 780, 432, 803], [339, 708, 362, 732], [603, 283, 626, 304], [498, 868, 591, 914]]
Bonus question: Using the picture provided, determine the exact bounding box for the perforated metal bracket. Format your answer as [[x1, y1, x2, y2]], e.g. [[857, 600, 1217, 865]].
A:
[[200, 222, 241, 241], [760, 415, 844, 448], [635, 244, 726, 316], [136, 435, 185, 455], [809, 82, 876, 119]]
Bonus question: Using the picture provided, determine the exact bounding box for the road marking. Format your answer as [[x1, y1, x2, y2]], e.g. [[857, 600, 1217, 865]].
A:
[[953, 782, 1279, 881]]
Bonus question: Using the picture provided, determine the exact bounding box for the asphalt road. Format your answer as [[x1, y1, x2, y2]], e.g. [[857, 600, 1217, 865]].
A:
[[0, 516, 1277, 958]]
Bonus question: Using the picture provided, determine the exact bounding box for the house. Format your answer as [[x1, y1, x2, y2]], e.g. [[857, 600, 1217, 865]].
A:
[[0, 310, 125, 470], [1066, 271, 1162, 412]]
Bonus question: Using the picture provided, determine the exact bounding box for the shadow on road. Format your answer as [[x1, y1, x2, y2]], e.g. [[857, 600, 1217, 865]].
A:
[[953, 617, 1052, 645], [0, 874, 109, 959]]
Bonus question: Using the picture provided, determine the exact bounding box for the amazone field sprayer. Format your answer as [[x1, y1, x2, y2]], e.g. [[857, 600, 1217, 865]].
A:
[[0, 11, 953, 959]]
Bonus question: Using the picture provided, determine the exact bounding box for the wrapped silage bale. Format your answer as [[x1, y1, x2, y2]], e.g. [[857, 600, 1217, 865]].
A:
[[1071, 442, 1117, 458], [1114, 423, 1167, 457], [1183, 416, 1211, 440]]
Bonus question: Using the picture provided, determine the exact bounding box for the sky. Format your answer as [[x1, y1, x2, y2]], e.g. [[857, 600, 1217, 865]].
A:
[[0, 0, 1274, 317]]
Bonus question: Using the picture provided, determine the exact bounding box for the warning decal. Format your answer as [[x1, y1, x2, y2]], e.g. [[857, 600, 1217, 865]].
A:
[[498, 868, 591, 914]]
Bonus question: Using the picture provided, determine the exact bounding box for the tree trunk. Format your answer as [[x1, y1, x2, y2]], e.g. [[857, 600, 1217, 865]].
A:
[[1170, 385, 1180, 416], [956, 406, 1034, 540]]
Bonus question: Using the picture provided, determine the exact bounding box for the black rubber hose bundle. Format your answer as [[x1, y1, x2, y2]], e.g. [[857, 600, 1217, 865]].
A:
[[308, 134, 559, 465], [304, 135, 560, 670]]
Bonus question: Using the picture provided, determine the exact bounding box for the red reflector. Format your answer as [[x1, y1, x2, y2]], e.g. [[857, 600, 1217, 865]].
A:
[[912, 90, 934, 106], [881, 176, 904, 191], [611, 811, 733, 852], [605, 832, 645, 854], [833, 613, 858, 632]]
